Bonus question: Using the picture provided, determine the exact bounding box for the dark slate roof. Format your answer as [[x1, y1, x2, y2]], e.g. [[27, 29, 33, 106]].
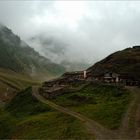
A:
[[133, 45, 140, 49], [62, 71, 84, 76]]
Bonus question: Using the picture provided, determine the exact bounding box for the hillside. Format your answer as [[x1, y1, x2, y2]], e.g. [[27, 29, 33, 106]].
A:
[[0, 87, 94, 139], [0, 69, 41, 102], [0, 24, 65, 79], [87, 46, 140, 80], [51, 84, 131, 129]]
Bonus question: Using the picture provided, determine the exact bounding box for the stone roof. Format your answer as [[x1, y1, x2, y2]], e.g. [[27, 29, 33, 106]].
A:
[[43, 77, 66, 84], [62, 71, 84, 76], [133, 45, 140, 49]]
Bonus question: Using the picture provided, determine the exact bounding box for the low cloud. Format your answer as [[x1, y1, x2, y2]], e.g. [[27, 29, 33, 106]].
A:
[[0, 1, 140, 66]]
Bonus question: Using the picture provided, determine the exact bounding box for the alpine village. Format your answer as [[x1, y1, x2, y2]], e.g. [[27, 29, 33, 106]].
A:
[[0, 24, 140, 139]]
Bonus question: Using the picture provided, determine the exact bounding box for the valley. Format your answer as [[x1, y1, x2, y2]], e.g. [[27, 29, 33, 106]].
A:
[[0, 25, 65, 103], [0, 24, 140, 139]]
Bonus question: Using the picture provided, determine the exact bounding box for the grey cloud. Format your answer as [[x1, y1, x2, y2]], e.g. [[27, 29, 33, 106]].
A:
[[0, 1, 140, 66], [29, 35, 68, 63]]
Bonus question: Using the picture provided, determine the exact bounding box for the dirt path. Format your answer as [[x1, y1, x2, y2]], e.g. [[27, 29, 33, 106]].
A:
[[32, 86, 116, 139], [117, 87, 140, 139], [126, 87, 140, 139], [118, 87, 138, 138], [32, 86, 140, 140]]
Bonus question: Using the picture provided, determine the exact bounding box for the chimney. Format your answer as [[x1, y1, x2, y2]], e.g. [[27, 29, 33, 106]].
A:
[[84, 71, 87, 79]]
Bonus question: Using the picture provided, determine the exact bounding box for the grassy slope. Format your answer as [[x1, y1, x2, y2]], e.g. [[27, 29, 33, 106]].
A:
[[6, 87, 51, 117], [88, 47, 140, 80], [52, 84, 131, 129], [12, 112, 93, 139], [0, 69, 41, 101], [0, 69, 41, 89], [0, 87, 94, 139], [0, 109, 17, 138]]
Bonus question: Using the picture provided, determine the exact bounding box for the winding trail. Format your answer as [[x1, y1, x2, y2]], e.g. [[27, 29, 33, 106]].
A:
[[32, 86, 140, 140], [32, 86, 116, 139], [126, 87, 140, 139], [115, 86, 140, 139]]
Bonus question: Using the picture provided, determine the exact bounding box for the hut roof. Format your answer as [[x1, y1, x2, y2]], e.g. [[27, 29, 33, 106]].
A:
[[43, 77, 66, 84], [62, 71, 84, 76]]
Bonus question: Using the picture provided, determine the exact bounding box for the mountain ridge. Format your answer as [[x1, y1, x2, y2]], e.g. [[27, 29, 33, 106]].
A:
[[87, 46, 140, 80], [0, 24, 65, 79]]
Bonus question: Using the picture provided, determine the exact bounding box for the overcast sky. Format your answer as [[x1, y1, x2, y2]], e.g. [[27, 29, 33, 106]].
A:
[[0, 1, 140, 65]]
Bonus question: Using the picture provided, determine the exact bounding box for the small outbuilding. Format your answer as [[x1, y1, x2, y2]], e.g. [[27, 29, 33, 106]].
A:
[[104, 72, 120, 83]]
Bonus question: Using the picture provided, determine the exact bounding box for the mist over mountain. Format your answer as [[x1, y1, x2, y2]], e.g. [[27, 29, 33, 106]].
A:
[[1, 1, 140, 73], [29, 35, 68, 64], [0, 24, 65, 79], [1, 1, 140, 69], [29, 34, 91, 71]]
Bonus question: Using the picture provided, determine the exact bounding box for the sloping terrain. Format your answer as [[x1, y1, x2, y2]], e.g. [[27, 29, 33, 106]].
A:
[[0, 25, 65, 79], [0, 24, 65, 102], [88, 46, 140, 80], [0, 69, 40, 102], [0, 83, 139, 139], [0, 87, 94, 139]]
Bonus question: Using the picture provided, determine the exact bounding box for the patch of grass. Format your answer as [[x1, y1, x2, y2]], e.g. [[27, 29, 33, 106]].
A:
[[0, 109, 17, 139], [1, 87, 94, 139], [0, 70, 41, 102], [12, 112, 94, 139], [0, 70, 41, 90], [52, 84, 131, 129], [6, 87, 52, 118]]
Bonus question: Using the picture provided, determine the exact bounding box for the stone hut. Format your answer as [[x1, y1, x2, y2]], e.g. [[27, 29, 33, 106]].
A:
[[92, 71, 139, 86], [62, 71, 86, 81], [119, 74, 139, 86], [42, 77, 67, 88], [104, 72, 120, 83]]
